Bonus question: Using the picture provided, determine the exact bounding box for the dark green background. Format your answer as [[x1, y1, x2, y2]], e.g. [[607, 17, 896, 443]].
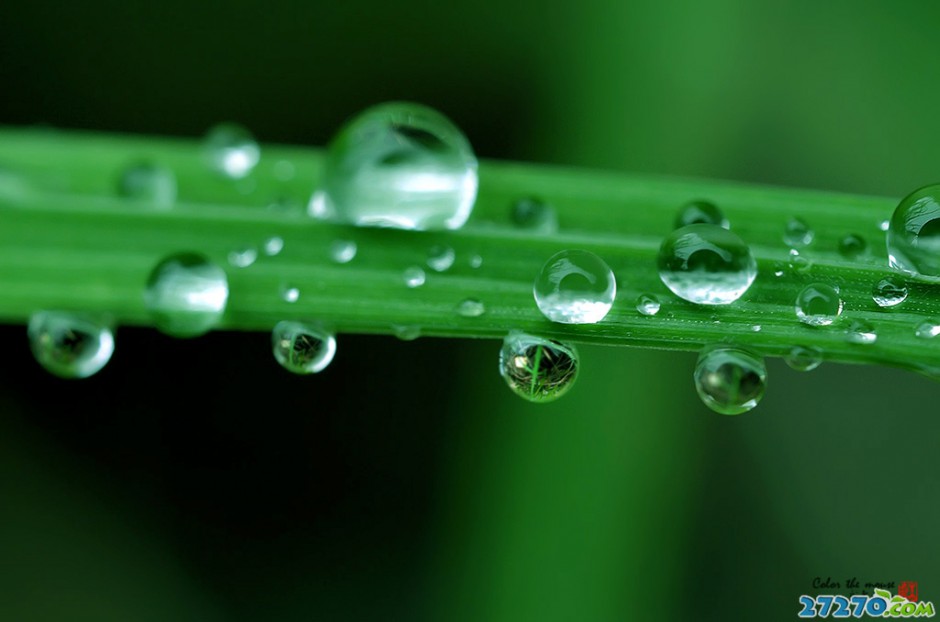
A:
[[0, 1, 937, 620]]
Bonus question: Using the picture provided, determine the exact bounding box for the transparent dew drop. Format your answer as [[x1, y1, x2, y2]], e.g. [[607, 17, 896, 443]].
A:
[[144, 253, 229, 338], [456, 298, 485, 317], [847, 319, 877, 345], [785, 345, 823, 372], [205, 123, 260, 179], [657, 224, 757, 305], [228, 247, 258, 268], [534, 249, 616, 324], [838, 233, 867, 259], [784, 217, 814, 247], [117, 161, 176, 208], [788, 249, 812, 273], [330, 239, 357, 264], [636, 294, 661, 316], [886, 184, 940, 278], [673, 199, 729, 230], [271, 321, 336, 374], [498, 332, 579, 403], [773, 265, 785, 277], [879, 219, 890, 232], [751, 324, 762, 332], [915, 319, 940, 339], [427, 245, 456, 272], [392, 325, 421, 341], [511, 197, 559, 233], [28, 312, 115, 379], [317, 102, 478, 231], [263, 236, 284, 256], [795, 283, 843, 326], [403, 266, 426, 288], [693, 345, 767, 415], [469, 254, 483, 269], [281, 285, 300, 303], [871, 275, 908, 308]]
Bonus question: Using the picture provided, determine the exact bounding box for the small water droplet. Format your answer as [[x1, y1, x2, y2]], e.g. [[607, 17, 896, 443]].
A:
[[144, 253, 229, 337], [657, 224, 757, 305], [784, 217, 814, 247], [271, 321, 336, 374], [838, 233, 867, 259], [263, 236, 284, 256], [694, 345, 766, 415], [879, 219, 890, 232], [498, 332, 579, 403], [750, 324, 762, 332], [392, 325, 421, 341], [205, 123, 260, 179], [281, 286, 300, 303], [788, 249, 812, 273], [427, 245, 455, 272], [785, 345, 822, 372], [273, 160, 296, 181], [674, 199, 728, 230], [511, 197, 558, 233], [456, 298, 485, 317], [795, 283, 843, 326], [534, 250, 616, 324], [28, 311, 115, 379], [915, 319, 940, 339], [469, 254, 483, 269], [773, 264, 785, 277], [871, 275, 908, 308], [330, 239, 358, 264], [228, 247, 258, 268], [317, 102, 478, 231], [403, 266, 426, 288], [847, 319, 877, 344], [886, 184, 940, 278], [117, 161, 176, 208], [636, 294, 660, 316]]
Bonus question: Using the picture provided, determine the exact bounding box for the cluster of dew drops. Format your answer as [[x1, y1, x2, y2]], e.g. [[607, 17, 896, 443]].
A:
[[25, 103, 940, 414]]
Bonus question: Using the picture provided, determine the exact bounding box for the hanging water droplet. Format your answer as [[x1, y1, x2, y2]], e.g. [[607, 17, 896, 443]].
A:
[[271, 321, 336, 374], [403, 266, 426, 288], [847, 319, 877, 344], [838, 233, 867, 259], [392, 325, 421, 341], [456, 298, 485, 317], [886, 184, 940, 278], [330, 239, 357, 264], [205, 123, 260, 179], [511, 197, 558, 233], [227, 247, 258, 268], [498, 332, 579, 403], [427, 245, 455, 272], [785, 345, 823, 372], [871, 275, 908, 308], [693, 345, 766, 415], [673, 199, 728, 230], [263, 236, 284, 256], [788, 249, 812, 273], [281, 285, 300, 303], [28, 311, 115, 379], [144, 253, 229, 338], [117, 161, 176, 208], [469, 254, 483, 269], [795, 283, 843, 326], [784, 217, 814, 247], [915, 319, 940, 339], [636, 294, 661, 316], [533, 249, 616, 324], [657, 224, 757, 305], [316, 102, 478, 231]]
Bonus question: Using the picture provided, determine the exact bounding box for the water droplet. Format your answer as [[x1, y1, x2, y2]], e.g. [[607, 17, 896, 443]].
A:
[[427, 245, 455, 272], [788, 249, 812, 273], [144, 253, 229, 337], [534, 249, 616, 324], [871, 275, 908, 308], [117, 161, 176, 208], [273, 160, 296, 181], [271, 321, 336, 374], [636, 294, 661, 316], [674, 199, 728, 230], [847, 319, 877, 344], [28, 311, 115, 379], [469, 254, 483, 269], [330, 239, 357, 264], [694, 345, 766, 415], [915, 319, 940, 339], [657, 224, 757, 305], [263, 236, 284, 256], [281, 286, 300, 303], [403, 266, 426, 288], [879, 219, 890, 232], [784, 217, 814, 247], [205, 123, 260, 179], [316, 102, 478, 231], [228, 247, 258, 268], [838, 233, 867, 259], [392, 325, 421, 341], [511, 197, 558, 233], [886, 184, 940, 278], [773, 264, 785, 277], [456, 298, 485, 317], [785, 345, 822, 372], [750, 324, 762, 332], [795, 283, 843, 326], [498, 332, 579, 403]]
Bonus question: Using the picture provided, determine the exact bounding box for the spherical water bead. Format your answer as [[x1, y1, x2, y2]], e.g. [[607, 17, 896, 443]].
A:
[[427, 245, 455, 272], [673, 199, 728, 230], [657, 224, 757, 305], [271, 321, 336, 374], [469, 254, 483, 269], [871, 275, 908, 308], [205, 123, 260, 179], [498, 332, 579, 403], [785, 345, 823, 372], [392, 325, 421, 341], [456, 298, 485, 317], [838, 233, 867, 259], [694, 345, 766, 415], [795, 283, 843, 326], [403, 266, 426, 288], [28, 312, 115, 379], [144, 253, 229, 338], [886, 184, 940, 278], [511, 197, 558, 233], [228, 247, 258, 268], [263, 236, 284, 256], [915, 319, 940, 339], [281, 285, 300, 303], [788, 249, 812, 273], [317, 102, 478, 231], [847, 319, 877, 345], [636, 294, 661, 316], [533, 250, 616, 324], [330, 239, 357, 264], [117, 162, 176, 208], [784, 217, 814, 247]]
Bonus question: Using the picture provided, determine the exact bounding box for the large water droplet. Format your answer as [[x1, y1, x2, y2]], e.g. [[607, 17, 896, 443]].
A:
[[915, 319, 940, 339], [657, 224, 757, 305], [795, 283, 843, 326], [838, 233, 867, 259], [403, 266, 426, 288], [847, 319, 877, 344], [785, 345, 822, 372], [872, 275, 908, 308], [886, 184, 940, 278], [784, 217, 814, 247], [117, 161, 176, 208], [636, 294, 661, 316], [533, 249, 616, 324], [456, 298, 485, 317], [694, 345, 766, 415], [330, 239, 357, 264], [28, 311, 115, 379], [316, 102, 478, 231], [427, 245, 455, 272], [205, 123, 260, 179], [144, 253, 229, 337], [271, 321, 336, 374], [498, 332, 579, 403], [674, 200, 728, 230], [511, 197, 558, 233]]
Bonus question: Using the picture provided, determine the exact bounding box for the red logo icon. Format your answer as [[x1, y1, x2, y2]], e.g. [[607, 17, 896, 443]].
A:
[[899, 581, 918, 602]]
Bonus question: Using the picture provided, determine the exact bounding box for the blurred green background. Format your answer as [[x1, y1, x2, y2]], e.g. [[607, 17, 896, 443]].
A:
[[0, 1, 938, 620]]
